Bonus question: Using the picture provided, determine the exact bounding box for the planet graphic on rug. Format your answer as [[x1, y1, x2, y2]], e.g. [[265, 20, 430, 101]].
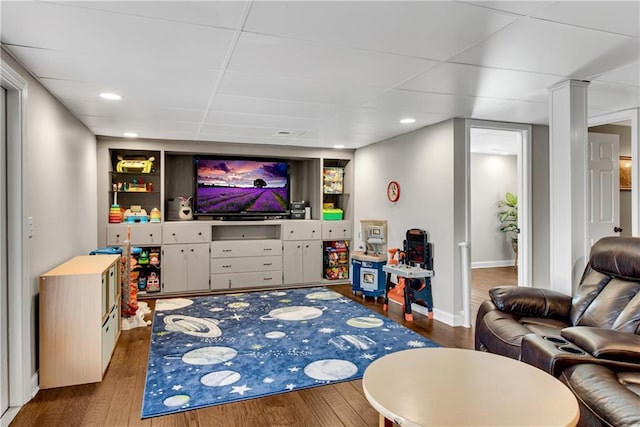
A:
[[328, 335, 376, 350], [163, 394, 190, 407], [305, 291, 342, 301], [270, 291, 287, 296], [304, 359, 358, 381], [346, 316, 384, 328], [265, 331, 286, 339], [181, 346, 238, 365], [200, 370, 241, 387], [164, 315, 222, 338], [227, 302, 250, 309], [155, 298, 193, 311], [260, 306, 326, 321]]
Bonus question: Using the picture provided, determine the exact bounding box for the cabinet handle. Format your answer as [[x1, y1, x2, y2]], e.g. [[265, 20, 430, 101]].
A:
[[297, 245, 301, 248], [190, 249, 194, 252], [172, 233, 176, 236], [329, 229, 333, 233], [263, 263, 272, 266], [222, 249, 232, 252], [180, 249, 184, 253], [223, 265, 232, 268], [264, 277, 272, 281], [116, 234, 120, 238], [198, 232, 202, 236], [264, 248, 272, 251], [290, 230, 294, 233], [305, 245, 309, 248], [149, 233, 153, 237]]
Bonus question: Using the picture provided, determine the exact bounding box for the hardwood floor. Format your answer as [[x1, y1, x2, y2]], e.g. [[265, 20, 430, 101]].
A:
[[10, 268, 516, 427]]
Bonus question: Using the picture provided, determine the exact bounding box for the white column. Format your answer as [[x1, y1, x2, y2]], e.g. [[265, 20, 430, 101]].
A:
[[549, 80, 590, 296]]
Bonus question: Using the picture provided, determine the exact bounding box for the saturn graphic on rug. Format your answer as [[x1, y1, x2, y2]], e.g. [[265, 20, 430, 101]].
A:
[[346, 316, 384, 328], [305, 291, 342, 301], [181, 346, 238, 365], [163, 315, 222, 338], [260, 306, 326, 321]]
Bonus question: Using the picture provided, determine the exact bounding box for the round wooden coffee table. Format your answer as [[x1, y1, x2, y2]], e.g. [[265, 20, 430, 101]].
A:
[[362, 348, 579, 426]]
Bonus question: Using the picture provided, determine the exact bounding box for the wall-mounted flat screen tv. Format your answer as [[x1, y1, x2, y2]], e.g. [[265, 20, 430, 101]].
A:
[[194, 157, 290, 217]]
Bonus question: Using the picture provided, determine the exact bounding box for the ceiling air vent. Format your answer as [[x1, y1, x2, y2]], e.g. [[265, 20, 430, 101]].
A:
[[274, 130, 292, 136]]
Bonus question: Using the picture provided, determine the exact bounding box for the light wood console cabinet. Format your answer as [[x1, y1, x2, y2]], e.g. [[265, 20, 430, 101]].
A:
[[39, 254, 121, 389]]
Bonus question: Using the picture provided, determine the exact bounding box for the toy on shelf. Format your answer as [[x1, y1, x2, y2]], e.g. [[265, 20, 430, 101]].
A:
[[116, 155, 155, 174], [109, 184, 122, 223], [150, 208, 161, 223], [124, 205, 149, 223], [167, 196, 193, 221]]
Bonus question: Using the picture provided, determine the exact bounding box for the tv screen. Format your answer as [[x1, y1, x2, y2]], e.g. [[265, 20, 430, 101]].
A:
[[194, 157, 290, 217]]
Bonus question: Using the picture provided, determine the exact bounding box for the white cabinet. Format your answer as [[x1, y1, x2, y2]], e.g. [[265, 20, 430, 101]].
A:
[[211, 239, 283, 289], [282, 221, 323, 285], [107, 223, 162, 246], [162, 243, 210, 293], [322, 220, 352, 240], [39, 254, 121, 389], [162, 223, 211, 293]]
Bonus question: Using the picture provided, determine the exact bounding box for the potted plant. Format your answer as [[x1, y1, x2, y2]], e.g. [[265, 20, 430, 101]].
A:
[[498, 192, 518, 264]]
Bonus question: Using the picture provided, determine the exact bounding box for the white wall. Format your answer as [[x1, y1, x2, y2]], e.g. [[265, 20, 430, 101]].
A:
[[470, 153, 517, 266], [532, 125, 550, 288], [2, 49, 97, 377], [354, 119, 466, 325]]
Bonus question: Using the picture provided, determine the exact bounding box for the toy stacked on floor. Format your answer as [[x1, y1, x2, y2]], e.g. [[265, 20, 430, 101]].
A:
[[383, 228, 434, 320], [323, 240, 349, 280], [129, 247, 162, 294]]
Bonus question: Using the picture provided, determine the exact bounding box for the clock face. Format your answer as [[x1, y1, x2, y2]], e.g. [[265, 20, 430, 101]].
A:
[[387, 181, 400, 202]]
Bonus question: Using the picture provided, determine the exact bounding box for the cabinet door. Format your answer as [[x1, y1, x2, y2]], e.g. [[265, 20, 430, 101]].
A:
[[322, 220, 352, 240], [302, 240, 323, 283], [187, 243, 210, 291], [162, 245, 188, 293], [282, 221, 321, 241], [283, 241, 303, 285]]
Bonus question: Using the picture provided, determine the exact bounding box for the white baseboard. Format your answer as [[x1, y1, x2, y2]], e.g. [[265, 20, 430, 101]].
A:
[[31, 372, 39, 398], [0, 406, 20, 427], [471, 260, 515, 269], [388, 298, 461, 327]]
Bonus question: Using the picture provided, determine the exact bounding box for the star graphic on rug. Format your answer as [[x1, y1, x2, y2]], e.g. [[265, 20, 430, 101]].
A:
[[184, 343, 193, 348], [285, 384, 296, 391], [172, 385, 183, 391], [407, 340, 426, 348], [361, 353, 375, 360], [319, 328, 335, 333], [230, 384, 251, 395], [224, 361, 234, 366], [302, 339, 309, 343], [288, 367, 300, 372], [385, 346, 393, 350], [263, 377, 274, 383], [251, 344, 264, 350], [156, 331, 168, 336], [209, 307, 224, 312]]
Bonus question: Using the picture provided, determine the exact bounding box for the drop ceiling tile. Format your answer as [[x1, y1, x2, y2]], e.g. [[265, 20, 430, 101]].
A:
[[0, 1, 235, 67], [204, 111, 319, 130], [228, 32, 437, 88], [91, 126, 198, 141], [452, 17, 640, 78], [41, 78, 212, 110], [199, 123, 306, 139], [50, 0, 247, 29], [400, 63, 564, 100], [362, 90, 505, 117], [588, 81, 640, 111], [61, 98, 204, 123], [245, 1, 516, 60], [80, 115, 200, 133], [211, 94, 341, 120], [7, 46, 219, 92], [532, 1, 640, 38], [472, 100, 550, 124], [592, 62, 640, 87], [218, 70, 382, 107], [458, 1, 554, 16]]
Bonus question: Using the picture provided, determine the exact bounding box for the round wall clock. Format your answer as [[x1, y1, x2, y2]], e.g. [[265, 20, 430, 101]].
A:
[[387, 181, 400, 202]]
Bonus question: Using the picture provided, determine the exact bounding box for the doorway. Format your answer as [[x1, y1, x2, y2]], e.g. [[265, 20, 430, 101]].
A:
[[466, 120, 532, 289]]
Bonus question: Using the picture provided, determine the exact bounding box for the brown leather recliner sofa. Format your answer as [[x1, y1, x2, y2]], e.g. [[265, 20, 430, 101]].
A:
[[475, 236, 640, 427]]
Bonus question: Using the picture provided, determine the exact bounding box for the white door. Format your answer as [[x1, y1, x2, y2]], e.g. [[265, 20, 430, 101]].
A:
[[588, 132, 621, 246], [1, 86, 9, 418]]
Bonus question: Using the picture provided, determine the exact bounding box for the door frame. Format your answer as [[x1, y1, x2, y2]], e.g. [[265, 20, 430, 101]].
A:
[[588, 108, 640, 236], [465, 119, 532, 288], [1, 58, 31, 426]]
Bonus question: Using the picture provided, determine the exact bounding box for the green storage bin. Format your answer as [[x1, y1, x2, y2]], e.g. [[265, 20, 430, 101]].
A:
[[323, 209, 344, 220]]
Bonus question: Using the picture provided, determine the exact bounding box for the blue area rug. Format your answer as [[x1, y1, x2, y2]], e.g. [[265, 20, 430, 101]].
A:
[[141, 286, 439, 418]]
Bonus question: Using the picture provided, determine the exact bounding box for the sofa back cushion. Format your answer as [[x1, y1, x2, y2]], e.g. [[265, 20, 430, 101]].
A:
[[570, 237, 640, 334]]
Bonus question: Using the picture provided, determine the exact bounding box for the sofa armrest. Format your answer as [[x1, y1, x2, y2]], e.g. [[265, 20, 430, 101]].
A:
[[561, 326, 640, 364], [489, 286, 572, 321]]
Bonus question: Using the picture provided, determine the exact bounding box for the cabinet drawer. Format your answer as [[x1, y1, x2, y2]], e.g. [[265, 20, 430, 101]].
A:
[[163, 223, 211, 244], [211, 256, 282, 274], [321, 221, 352, 240], [211, 240, 282, 258], [212, 271, 283, 289], [282, 221, 321, 241], [107, 224, 162, 246]]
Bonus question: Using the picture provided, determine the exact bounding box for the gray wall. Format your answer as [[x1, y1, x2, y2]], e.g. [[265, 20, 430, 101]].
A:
[[2, 49, 97, 377], [470, 153, 517, 266], [589, 124, 632, 237], [532, 125, 550, 288], [353, 119, 467, 325]]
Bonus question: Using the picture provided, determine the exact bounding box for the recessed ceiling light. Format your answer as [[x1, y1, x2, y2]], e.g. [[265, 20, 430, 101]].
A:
[[400, 118, 416, 124], [333, 145, 345, 149], [99, 92, 122, 100], [123, 132, 138, 138]]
